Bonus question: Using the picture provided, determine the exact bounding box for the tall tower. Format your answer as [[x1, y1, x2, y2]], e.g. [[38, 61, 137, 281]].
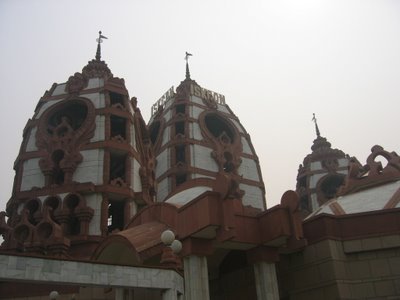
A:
[[296, 115, 350, 215], [148, 56, 266, 210], [0, 34, 154, 258]]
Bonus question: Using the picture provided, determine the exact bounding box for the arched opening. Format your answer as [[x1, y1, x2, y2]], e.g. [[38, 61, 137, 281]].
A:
[[223, 152, 234, 173], [204, 114, 235, 143], [319, 174, 345, 201], [64, 194, 81, 235], [51, 150, 65, 185], [14, 225, 30, 243], [211, 250, 257, 299], [36, 222, 53, 240], [47, 101, 88, 134], [25, 199, 40, 225], [108, 201, 125, 233], [110, 115, 127, 140], [44, 196, 60, 222]]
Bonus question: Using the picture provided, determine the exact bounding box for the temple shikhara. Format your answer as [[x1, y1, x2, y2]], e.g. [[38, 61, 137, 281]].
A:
[[0, 34, 399, 300]]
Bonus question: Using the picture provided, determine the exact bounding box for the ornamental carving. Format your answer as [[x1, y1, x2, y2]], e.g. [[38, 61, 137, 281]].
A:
[[36, 98, 96, 186], [338, 145, 400, 195], [82, 59, 113, 80], [199, 111, 244, 199], [66, 72, 88, 94], [134, 108, 156, 204]]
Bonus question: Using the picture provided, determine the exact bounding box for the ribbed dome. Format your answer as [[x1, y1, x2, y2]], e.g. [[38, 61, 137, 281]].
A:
[[148, 74, 266, 210]]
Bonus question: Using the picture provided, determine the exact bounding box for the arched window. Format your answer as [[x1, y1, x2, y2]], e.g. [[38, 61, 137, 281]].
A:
[[64, 194, 81, 235], [204, 113, 235, 143], [51, 150, 65, 184], [25, 199, 41, 225], [319, 174, 345, 200], [44, 196, 61, 222], [47, 101, 88, 135]]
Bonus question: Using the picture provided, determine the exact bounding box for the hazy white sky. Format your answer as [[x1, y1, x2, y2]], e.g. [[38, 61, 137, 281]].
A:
[[0, 0, 399, 211]]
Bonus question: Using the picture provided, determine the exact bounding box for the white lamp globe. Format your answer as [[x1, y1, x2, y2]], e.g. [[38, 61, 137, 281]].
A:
[[171, 239, 182, 254], [49, 291, 59, 299], [161, 230, 175, 245]]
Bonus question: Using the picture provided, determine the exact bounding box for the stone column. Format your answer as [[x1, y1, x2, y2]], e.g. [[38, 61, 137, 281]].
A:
[[183, 255, 210, 300], [162, 288, 178, 300], [115, 288, 124, 300], [253, 261, 279, 300]]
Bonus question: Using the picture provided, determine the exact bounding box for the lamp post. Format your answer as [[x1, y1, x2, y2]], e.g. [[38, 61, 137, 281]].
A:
[[160, 229, 182, 270]]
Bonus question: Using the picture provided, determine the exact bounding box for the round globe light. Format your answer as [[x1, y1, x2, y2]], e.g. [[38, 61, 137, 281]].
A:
[[170, 239, 182, 254], [161, 230, 175, 245], [49, 291, 59, 299]]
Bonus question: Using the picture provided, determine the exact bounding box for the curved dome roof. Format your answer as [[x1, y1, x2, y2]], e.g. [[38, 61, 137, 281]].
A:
[[306, 145, 400, 219], [306, 180, 400, 219]]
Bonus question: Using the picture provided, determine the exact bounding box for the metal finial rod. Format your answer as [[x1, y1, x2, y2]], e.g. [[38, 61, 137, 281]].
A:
[[312, 113, 321, 138], [95, 31, 108, 61], [185, 52, 192, 79]]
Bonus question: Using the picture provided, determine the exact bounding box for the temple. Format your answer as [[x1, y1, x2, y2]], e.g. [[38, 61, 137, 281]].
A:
[[0, 39, 399, 300]]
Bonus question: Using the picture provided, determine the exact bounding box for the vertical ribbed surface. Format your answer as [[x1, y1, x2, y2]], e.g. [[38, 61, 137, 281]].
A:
[[253, 261, 279, 300], [183, 255, 210, 300]]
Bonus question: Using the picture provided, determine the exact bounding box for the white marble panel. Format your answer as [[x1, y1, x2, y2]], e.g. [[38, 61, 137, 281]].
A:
[[241, 136, 252, 155], [189, 122, 203, 141], [338, 180, 400, 214], [20, 158, 45, 191], [52, 84, 66, 96], [309, 173, 325, 189], [238, 157, 260, 182], [26, 127, 38, 152], [82, 93, 105, 109], [156, 149, 169, 178], [72, 149, 104, 184], [191, 145, 218, 172], [191, 174, 215, 180], [0, 254, 184, 292], [240, 184, 264, 210], [35, 99, 63, 119], [85, 193, 102, 235], [310, 161, 322, 171], [217, 104, 230, 114], [191, 95, 203, 105], [85, 78, 104, 90], [131, 158, 142, 192], [166, 186, 212, 205], [230, 119, 245, 134], [130, 123, 136, 149], [311, 193, 319, 211], [90, 115, 105, 142], [190, 106, 204, 119], [164, 109, 172, 123], [157, 178, 170, 202], [338, 158, 349, 168], [164, 97, 173, 111], [162, 126, 170, 147]]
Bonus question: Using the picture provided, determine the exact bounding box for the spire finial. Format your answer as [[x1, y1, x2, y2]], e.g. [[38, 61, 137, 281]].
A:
[[185, 52, 192, 79], [312, 113, 321, 138], [95, 31, 108, 61]]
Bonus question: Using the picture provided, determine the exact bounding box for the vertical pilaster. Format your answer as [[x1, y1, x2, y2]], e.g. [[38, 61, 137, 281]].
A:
[[183, 255, 210, 300], [115, 288, 124, 300], [162, 288, 178, 300], [253, 261, 279, 300]]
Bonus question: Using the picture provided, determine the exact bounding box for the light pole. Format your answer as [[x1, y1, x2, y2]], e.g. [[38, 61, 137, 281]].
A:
[[160, 229, 182, 269]]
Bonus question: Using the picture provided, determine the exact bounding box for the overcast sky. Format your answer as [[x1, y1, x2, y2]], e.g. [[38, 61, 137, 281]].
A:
[[0, 0, 399, 212]]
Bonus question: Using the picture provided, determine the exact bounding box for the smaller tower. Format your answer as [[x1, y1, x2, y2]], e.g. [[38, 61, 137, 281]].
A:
[[148, 53, 266, 210], [296, 115, 350, 216]]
